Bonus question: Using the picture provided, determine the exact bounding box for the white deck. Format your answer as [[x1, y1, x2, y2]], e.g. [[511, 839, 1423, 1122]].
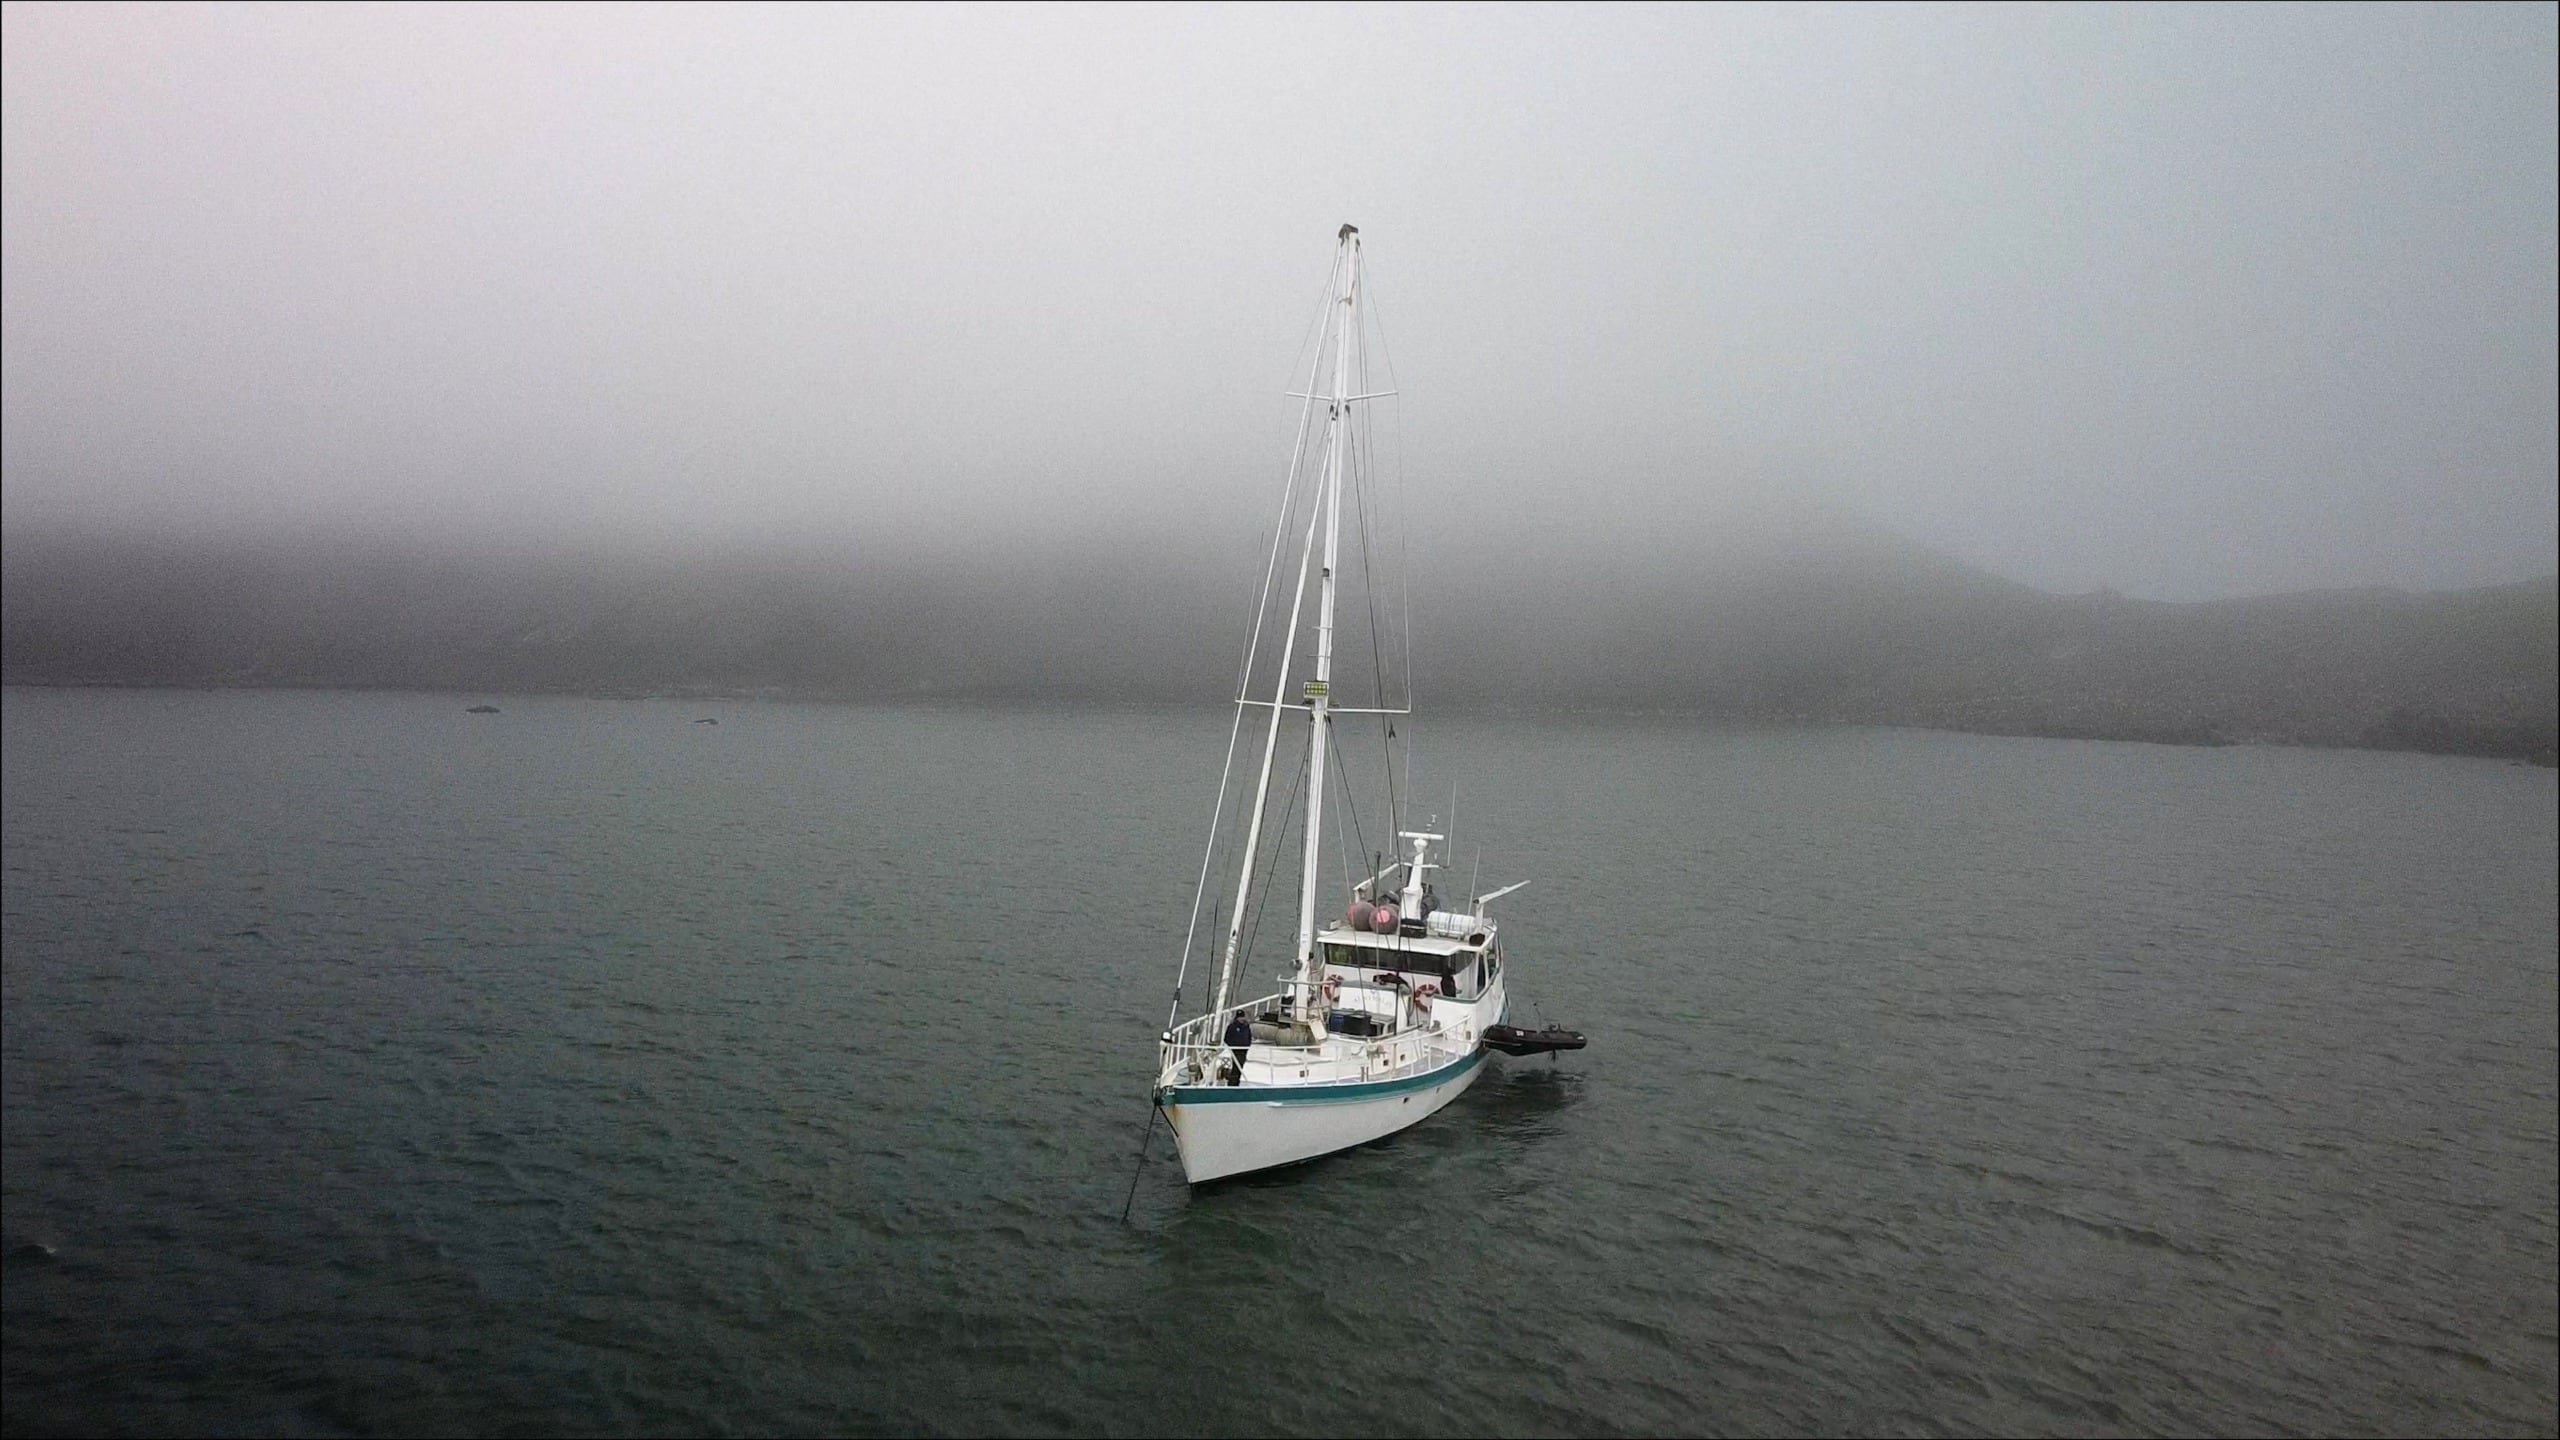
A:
[[1156, 922, 1507, 1093]]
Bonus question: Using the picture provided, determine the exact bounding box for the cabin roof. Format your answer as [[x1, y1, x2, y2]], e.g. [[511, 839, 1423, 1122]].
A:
[[1315, 924, 1491, 958]]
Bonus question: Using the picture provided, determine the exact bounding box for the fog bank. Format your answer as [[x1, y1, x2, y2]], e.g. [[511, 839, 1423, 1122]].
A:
[[7, 524, 2550, 764]]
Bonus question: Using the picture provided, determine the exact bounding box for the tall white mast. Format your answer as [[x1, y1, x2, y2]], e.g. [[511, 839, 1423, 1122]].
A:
[[1293, 225, 1360, 996], [1207, 230, 1353, 1019]]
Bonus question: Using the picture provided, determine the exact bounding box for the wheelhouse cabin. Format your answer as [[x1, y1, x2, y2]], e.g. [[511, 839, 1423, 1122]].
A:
[[1308, 924, 1504, 1036]]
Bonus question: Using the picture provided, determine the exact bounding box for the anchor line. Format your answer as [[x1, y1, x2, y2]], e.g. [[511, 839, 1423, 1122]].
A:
[[1118, 1101, 1162, 1223]]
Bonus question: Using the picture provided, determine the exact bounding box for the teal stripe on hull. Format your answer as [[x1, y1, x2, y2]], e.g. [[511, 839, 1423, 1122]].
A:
[[1159, 1046, 1485, 1107]]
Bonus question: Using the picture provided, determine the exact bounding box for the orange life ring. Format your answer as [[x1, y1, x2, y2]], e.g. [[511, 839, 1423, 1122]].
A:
[[1410, 982, 1439, 1011], [1320, 974, 1342, 1004]]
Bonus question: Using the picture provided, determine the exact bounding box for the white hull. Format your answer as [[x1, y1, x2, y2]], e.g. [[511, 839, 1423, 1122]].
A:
[[1159, 1047, 1488, 1183]]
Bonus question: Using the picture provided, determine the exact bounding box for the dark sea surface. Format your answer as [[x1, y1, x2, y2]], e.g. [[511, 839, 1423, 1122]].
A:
[[3, 685, 2554, 1438]]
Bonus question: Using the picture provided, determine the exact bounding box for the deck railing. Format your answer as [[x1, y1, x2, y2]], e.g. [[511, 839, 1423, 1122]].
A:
[[1157, 986, 1466, 1091]]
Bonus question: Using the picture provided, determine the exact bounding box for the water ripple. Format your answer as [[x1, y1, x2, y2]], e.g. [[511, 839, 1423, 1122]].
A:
[[3, 689, 2554, 1436]]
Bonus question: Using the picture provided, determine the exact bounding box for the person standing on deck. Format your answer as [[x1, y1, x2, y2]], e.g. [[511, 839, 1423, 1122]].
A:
[[1222, 1014, 1254, 1085]]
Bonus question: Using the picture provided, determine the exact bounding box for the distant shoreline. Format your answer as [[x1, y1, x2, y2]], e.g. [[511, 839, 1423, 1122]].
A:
[[7, 531, 2547, 768], [8, 676, 2550, 767]]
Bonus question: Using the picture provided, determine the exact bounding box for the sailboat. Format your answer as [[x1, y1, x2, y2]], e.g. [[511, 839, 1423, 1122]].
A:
[[1149, 225, 1579, 1185]]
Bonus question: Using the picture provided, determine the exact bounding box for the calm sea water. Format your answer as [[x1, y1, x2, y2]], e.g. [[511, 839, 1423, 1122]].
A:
[[3, 686, 2553, 1437]]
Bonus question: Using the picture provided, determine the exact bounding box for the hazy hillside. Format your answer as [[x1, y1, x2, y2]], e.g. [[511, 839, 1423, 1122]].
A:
[[5, 526, 2552, 764]]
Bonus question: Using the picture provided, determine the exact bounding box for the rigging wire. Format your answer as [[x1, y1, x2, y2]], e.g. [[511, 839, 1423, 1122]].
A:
[[1164, 252, 1341, 1031], [1191, 900, 1220, 1019], [1191, 412, 1314, 1020], [1237, 725, 1311, 989], [1347, 294, 1401, 835], [1167, 481, 1298, 1027], [1325, 719, 1369, 905], [1363, 257, 1417, 798]]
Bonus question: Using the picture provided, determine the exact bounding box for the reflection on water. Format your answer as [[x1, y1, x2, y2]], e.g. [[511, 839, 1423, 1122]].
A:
[[1462, 1062, 1586, 1138]]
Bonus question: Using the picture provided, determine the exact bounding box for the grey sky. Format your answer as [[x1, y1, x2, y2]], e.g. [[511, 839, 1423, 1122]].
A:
[[4, 3, 2553, 599]]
